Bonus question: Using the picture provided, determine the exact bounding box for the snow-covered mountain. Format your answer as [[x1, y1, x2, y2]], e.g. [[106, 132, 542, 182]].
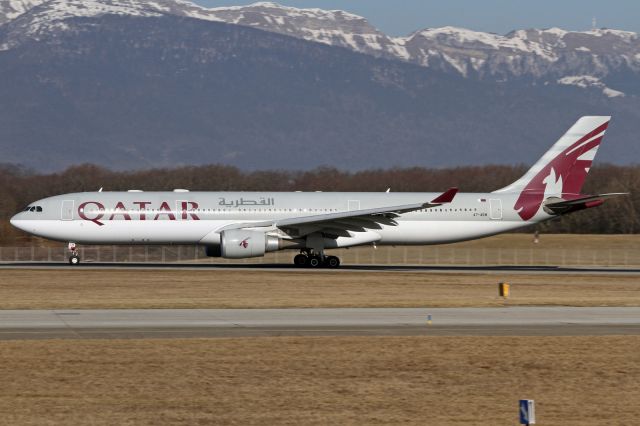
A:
[[2, 0, 638, 96], [1, 0, 639, 171], [200, 1, 411, 60], [0, 0, 44, 25], [0, 0, 218, 46], [194, 3, 640, 89]]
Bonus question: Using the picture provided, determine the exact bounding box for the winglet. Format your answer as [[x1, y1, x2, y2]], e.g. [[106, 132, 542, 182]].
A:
[[430, 187, 458, 204]]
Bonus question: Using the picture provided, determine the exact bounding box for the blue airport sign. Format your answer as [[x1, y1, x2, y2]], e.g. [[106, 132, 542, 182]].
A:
[[519, 399, 536, 425]]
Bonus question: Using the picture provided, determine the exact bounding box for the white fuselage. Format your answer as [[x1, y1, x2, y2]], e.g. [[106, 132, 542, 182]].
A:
[[10, 191, 545, 248]]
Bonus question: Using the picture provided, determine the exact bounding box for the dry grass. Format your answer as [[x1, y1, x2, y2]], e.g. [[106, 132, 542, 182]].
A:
[[324, 234, 640, 267], [1, 269, 639, 309], [440, 233, 640, 249], [0, 336, 638, 425], [5, 234, 640, 267]]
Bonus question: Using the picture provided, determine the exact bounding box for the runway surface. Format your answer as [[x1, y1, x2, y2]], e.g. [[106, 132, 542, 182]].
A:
[[1, 307, 639, 340], [2, 262, 640, 275]]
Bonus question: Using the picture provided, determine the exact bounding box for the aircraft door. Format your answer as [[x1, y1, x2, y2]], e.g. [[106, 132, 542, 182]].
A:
[[489, 199, 503, 220], [61, 200, 74, 221], [348, 200, 360, 211]]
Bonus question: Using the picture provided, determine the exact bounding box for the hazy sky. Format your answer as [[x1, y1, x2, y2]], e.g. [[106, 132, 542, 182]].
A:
[[194, 1, 640, 36]]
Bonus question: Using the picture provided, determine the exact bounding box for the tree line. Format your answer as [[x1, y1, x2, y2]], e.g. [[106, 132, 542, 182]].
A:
[[1, 163, 638, 245]]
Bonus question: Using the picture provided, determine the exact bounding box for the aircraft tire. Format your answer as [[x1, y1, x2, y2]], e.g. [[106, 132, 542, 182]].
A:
[[294, 254, 308, 267], [308, 256, 322, 268], [326, 256, 340, 268], [68, 254, 80, 265]]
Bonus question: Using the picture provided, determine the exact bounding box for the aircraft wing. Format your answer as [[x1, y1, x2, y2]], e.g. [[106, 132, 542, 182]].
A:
[[217, 188, 458, 237], [543, 193, 628, 215]]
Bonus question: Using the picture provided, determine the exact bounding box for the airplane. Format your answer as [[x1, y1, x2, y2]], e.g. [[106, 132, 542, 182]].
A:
[[10, 116, 625, 267]]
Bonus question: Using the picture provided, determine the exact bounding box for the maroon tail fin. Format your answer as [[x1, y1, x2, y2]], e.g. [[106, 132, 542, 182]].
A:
[[493, 116, 611, 220]]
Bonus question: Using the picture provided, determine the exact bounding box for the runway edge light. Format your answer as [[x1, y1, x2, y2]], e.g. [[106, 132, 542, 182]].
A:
[[519, 399, 536, 425]]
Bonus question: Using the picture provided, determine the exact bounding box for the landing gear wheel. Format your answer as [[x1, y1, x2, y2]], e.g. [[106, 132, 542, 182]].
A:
[[294, 254, 308, 267], [326, 256, 340, 269], [68, 254, 80, 265], [308, 256, 322, 268]]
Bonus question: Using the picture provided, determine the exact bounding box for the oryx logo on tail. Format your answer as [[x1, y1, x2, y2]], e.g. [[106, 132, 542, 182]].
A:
[[494, 116, 610, 221]]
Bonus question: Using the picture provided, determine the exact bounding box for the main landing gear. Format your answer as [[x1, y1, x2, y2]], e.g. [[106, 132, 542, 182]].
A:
[[68, 242, 80, 265], [293, 250, 340, 269]]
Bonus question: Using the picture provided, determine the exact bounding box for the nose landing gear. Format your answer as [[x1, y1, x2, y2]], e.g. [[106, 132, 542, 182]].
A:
[[68, 242, 80, 265], [293, 250, 340, 269]]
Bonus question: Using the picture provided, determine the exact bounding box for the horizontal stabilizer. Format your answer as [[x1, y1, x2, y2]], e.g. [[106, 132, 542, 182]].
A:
[[543, 193, 628, 215]]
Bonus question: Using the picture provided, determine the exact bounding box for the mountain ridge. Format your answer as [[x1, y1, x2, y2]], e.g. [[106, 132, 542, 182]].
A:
[[0, 1, 638, 172], [1, 0, 638, 95]]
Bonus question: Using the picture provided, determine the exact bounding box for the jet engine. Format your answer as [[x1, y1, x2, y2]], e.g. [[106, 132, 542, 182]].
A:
[[206, 230, 280, 259]]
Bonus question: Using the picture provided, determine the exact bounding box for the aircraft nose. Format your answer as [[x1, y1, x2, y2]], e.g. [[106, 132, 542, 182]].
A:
[[10, 213, 25, 230]]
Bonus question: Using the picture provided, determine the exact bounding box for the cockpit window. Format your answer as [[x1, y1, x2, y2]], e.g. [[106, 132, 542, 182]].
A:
[[23, 206, 43, 212]]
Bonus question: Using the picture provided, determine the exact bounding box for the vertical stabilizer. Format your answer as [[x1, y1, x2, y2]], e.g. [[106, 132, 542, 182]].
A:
[[494, 116, 610, 220]]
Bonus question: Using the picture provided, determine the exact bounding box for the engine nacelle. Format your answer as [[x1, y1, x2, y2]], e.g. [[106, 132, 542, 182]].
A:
[[220, 229, 281, 259]]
